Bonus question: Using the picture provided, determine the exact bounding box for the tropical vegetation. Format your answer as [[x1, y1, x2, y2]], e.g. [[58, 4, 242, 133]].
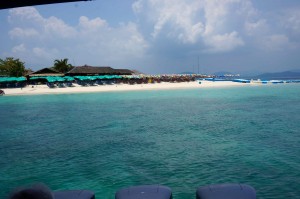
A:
[[0, 57, 75, 77], [52, 58, 73, 73], [0, 57, 26, 77]]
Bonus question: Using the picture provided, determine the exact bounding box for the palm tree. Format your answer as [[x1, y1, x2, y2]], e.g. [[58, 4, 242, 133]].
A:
[[53, 58, 73, 73]]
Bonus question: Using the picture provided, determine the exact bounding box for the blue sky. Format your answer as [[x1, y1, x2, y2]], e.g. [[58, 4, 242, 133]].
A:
[[0, 0, 300, 75]]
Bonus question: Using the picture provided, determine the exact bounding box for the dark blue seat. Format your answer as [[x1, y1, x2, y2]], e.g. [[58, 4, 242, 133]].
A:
[[53, 190, 95, 199], [196, 184, 256, 199], [115, 185, 172, 199]]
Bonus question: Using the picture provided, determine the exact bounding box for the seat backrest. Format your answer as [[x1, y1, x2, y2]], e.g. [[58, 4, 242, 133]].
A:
[[53, 190, 95, 199], [196, 184, 256, 199]]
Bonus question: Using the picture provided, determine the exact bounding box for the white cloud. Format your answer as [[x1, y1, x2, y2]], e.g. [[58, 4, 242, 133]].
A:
[[4, 1, 300, 73], [8, 7, 76, 40], [262, 34, 291, 51], [32, 47, 58, 59], [78, 16, 108, 32], [132, 0, 143, 14], [202, 0, 240, 35], [244, 19, 268, 36], [242, 7, 300, 51], [281, 8, 300, 34], [6, 7, 148, 68], [44, 16, 77, 38], [149, 0, 204, 43], [12, 43, 26, 53], [133, 0, 250, 52], [8, 7, 44, 24], [9, 27, 39, 39], [204, 31, 244, 52]]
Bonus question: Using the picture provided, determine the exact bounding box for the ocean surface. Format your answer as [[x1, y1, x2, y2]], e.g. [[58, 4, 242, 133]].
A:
[[0, 84, 300, 199]]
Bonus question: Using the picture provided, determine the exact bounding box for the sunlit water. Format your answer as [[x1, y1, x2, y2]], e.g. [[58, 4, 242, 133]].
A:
[[0, 84, 299, 199]]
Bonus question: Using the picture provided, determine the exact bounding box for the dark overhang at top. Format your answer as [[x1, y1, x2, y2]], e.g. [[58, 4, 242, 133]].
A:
[[0, 0, 91, 10]]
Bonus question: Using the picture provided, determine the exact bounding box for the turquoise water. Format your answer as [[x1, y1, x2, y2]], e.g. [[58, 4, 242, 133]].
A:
[[0, 84, 300, 199]]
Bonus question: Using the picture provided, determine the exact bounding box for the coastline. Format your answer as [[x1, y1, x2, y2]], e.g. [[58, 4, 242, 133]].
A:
[[2, 80, 253, 96]]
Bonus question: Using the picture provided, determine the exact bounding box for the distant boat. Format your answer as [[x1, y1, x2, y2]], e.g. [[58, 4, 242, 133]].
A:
[[204, 78, 233, 81], [269, 80, 284, 84], [232, 79, 250, 83], [0, 89, 5, 96], [286, 79, 300, 83], [250, 79, 268, 84], [251, 79, 285, 84]]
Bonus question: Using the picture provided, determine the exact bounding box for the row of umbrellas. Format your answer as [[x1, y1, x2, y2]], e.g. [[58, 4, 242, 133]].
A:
[[1, 75, 124, 83], [30, 76, 68, 82], [0, 77, 26, 82], [0, 74, 199, 83], [31, 75, 123, 82]]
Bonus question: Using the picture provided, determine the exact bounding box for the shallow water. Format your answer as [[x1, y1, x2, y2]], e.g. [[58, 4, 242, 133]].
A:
[[0, 84, 300, 199]]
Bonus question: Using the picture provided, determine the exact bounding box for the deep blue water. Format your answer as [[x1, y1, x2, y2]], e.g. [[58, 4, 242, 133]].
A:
[[0, 84, 300, 199]]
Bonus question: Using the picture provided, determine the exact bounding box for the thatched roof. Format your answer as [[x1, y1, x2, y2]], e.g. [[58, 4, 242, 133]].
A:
[[29, 68, 64, 77], [66, 65, 115, 75], [113, 69, 133, 75]]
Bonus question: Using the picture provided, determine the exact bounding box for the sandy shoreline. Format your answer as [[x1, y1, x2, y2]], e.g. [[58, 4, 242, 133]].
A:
[[2, 80, 251, 96]]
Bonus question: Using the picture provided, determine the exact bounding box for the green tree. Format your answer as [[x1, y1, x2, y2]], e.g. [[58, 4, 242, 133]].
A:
[[0, 57, 26, 77], [53, 58, 73, 73]]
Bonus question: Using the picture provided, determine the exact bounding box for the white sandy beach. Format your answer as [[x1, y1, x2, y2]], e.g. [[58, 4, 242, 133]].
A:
[[2, 80, 250, 96]]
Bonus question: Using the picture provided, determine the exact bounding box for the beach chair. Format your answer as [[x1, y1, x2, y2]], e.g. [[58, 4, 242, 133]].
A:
[[115, 185, 172, 199], [196, 184, 256, 199]]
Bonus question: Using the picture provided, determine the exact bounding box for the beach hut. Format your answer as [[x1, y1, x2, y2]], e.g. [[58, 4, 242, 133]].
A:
[[28, 68, 64, 85], [113, 69, 133, 75], [66, 65, 135, 76], [66, 65, 116, 76], [28, 68, 64, 77]]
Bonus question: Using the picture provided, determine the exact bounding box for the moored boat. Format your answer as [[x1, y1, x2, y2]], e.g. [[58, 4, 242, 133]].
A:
[[232, 79, 250, 83], [250, 79, 268, 84], [269, 80, 284, 84]]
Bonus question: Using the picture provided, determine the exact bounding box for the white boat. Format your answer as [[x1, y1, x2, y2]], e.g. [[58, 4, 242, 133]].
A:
[[269, 80, 284, 84], [250, 79, 268, 84]]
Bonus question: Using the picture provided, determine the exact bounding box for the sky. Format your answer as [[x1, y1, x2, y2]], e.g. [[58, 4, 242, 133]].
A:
[[0, 0, 300, 75]]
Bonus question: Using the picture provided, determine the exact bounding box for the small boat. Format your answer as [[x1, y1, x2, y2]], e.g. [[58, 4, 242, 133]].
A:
[[232, 79, 251, 83], [269, 80, 284, 84], [0, 89, 5, 96], [250, 79, 268, 84]]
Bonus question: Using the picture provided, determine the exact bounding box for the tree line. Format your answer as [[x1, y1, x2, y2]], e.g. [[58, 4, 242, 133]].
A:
[[0, 57, 73, 77]]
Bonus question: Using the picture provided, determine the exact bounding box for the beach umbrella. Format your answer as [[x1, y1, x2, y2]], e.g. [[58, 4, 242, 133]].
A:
[[0, 77, 7, 82], [55, 77, 66, 82], [75, 76, 85, 81], [64, 76, 75, 81], [113, 75, 122, 79], [30, 76, 47, 81], [87, 76, 96, 80], [0, 77, 27, 82], [46, 77, 55, 82], [16, 77, 26, 82]]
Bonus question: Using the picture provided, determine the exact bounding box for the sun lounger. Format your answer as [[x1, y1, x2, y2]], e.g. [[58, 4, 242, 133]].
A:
[[115, 185, 172, 199], [196, 184, 256, 199]]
